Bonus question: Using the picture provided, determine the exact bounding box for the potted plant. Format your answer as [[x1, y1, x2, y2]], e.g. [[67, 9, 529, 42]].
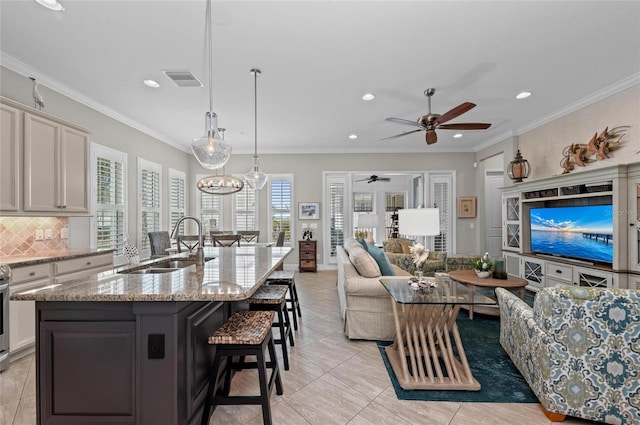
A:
[[472, 252, 494, 278]]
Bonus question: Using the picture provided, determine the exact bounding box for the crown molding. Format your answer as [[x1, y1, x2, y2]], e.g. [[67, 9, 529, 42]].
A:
[[0, 53, 190, 153]]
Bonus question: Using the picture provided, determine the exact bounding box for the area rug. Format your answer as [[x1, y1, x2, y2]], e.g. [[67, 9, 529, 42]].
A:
[[377, 311, 539, 403]]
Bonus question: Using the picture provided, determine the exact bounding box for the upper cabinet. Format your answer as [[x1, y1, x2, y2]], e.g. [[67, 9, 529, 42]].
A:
[[1, 97, 90, 215], [0, 103, 20, 211]]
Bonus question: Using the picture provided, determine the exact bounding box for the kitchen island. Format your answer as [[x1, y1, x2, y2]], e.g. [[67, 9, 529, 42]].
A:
[[11, 246, 291, 425]]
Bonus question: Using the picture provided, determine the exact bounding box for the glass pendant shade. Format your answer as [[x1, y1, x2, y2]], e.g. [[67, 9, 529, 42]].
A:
[[243, 157, 269, 189], [191, 112, 231, 170]]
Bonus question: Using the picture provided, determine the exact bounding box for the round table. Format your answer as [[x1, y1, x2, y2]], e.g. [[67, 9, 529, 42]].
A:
[[448, 269, 528, 319]]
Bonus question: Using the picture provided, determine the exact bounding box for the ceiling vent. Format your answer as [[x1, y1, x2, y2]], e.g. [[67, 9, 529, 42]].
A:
[[162, 70, 203, 87]]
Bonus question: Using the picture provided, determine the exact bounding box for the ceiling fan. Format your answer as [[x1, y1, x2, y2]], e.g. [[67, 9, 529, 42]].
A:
[[356, 175, 391, 184], [383, 88, 491, 145]]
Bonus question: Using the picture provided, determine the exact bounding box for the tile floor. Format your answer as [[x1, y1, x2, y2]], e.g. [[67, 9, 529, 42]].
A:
[[0, 270, 599, 425]]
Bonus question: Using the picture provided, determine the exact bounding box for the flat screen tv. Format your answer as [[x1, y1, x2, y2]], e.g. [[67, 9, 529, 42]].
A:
[[529, 204, 613, 265]]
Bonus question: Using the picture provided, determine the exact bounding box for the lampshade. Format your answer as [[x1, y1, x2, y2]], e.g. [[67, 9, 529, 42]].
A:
[[191, 0, 232, 170], [357, 213, 378, 228], [507, 149, 530, 183], [399, 208, 440, 236], [243, 68, 268, 189]]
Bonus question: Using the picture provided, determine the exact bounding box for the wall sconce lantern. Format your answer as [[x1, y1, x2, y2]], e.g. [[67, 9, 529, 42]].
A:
[[507, 150, 530, 183]]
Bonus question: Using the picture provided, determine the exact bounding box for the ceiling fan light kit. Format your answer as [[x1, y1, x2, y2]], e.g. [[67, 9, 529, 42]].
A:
[[243, 68, 268, 190], [191, 0, 232, 171], [383, 87, 491, 145]]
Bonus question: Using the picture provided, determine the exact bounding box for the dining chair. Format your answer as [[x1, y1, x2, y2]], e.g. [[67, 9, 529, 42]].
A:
[[148, 231, 172, 258], [212, 234, 242, 247], [176, 235, 203, 253], [273, 231, 285, 271], [238, 230, 260, 244]]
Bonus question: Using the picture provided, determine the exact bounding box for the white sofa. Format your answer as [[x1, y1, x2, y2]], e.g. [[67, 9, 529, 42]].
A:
[[337, 240, 410, 341]]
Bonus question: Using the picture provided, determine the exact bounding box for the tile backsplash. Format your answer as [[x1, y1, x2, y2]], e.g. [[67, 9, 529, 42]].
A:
[[0, 217, 69, 256]]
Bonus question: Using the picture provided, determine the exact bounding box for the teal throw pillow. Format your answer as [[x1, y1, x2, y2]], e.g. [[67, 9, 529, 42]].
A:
[[356, 238, 368, 251], [367, 244, 396, 276]]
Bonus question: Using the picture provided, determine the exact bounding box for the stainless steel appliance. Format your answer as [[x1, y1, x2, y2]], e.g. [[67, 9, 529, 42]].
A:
[[0, 264, 10, 372]]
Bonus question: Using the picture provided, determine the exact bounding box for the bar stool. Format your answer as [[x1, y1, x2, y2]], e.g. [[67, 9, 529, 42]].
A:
[[201, 310, 283, 425], [246, 285, 294, 371], [266, 271, 302, 331]]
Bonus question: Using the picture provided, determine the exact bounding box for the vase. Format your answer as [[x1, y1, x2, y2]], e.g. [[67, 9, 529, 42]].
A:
[[414, 270, 424, 282], [475, 270, 492, 278]]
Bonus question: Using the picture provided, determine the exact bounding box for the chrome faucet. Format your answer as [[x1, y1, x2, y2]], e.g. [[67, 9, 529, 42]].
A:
[[170, 216, 205, 266]]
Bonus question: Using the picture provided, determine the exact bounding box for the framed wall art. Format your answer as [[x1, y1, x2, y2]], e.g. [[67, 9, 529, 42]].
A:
[[299, 202, 320, 220], [458, 196, 477, 218]]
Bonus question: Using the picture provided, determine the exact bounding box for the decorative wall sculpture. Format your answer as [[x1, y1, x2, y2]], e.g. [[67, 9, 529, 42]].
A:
[[560, 126, 629, 174]]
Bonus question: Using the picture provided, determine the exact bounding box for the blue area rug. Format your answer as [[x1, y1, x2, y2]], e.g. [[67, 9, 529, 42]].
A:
[[377, 311, 539, 403]]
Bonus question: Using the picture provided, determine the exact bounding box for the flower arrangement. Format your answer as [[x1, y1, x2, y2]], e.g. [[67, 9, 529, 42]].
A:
[[472, 252, 494, 274], [409, 243, 429, 268]]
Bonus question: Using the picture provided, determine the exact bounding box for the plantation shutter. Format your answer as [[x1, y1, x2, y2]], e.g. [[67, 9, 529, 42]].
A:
[[430, 174, 453, 253], [328, 176, 346, 260], [234, 186, 257, 231], [270, 177, 292, 243], [139, 159, 161, 253], [199, 188, 222, 234], [169, 169, 185, 234], [94, 150, 125, 262]]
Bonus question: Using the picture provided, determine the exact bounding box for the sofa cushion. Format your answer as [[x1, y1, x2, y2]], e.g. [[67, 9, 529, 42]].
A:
[[428, 251, 447, 261], [343, 237, 361, 254], [348, 246, 381, 278], [366, 244, 395, 276], [383, 237, 413, 254]]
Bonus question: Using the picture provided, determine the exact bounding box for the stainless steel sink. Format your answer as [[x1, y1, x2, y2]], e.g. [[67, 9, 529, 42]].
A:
[[127, 268, 179, 274], [152, 260, 198, 269]]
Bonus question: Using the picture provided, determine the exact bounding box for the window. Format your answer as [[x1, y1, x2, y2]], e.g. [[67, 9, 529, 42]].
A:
[[138, 158, 161, 256], [168, 168, 186, 234], [326, 174, 346, 261], [429, 172, 455, 253], [269, 175, 293, 244], [234, 184, 257, 231], [92, 144, 126, 264], [197, 174, 222, 235]]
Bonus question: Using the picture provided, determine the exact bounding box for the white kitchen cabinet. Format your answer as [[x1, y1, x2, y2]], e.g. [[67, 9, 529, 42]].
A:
[[53, 253, 113, 284], [24, 112, 89, 213], [9, 263, 51, 358], [0, 102, 21, 211], [502, 192, 520, 252]]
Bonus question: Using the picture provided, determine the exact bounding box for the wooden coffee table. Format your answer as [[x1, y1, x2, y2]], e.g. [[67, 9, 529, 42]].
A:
[[448, 269, 527, 319]]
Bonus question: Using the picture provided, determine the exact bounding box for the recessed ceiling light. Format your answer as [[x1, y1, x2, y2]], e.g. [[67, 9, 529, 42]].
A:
[[143, 79, 160, 88], [516, 91, 532, 99], [362, 93, 375, 101], [348, 134, 358, 140], [453, 133, 463, 138], [34, 0, 64, 11]]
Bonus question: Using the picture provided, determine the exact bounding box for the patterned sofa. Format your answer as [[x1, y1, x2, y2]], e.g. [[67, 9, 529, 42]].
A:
[[382, 238, 446, 275], [496, 286, 640, 424]]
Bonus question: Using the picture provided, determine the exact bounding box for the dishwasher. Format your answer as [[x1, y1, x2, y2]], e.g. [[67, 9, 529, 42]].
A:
[[0, 264, 10, 372]]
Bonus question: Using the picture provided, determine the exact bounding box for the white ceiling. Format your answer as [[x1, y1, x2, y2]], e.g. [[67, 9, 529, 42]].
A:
[[1, 1, 639, 155]]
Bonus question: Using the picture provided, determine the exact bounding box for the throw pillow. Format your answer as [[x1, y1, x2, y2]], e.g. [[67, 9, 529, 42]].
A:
[[348, 246, 381, 278], [383, 238, 403, 254], [399, 238, 414, 254], [367, 244, 396, 276], [356, 238, 368, 251], [343, 237, 361, 254], [428, 251, 447, 261]]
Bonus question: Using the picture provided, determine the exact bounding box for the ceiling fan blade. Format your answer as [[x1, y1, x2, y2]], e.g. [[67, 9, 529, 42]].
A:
[[426, 130, 438, 145], [379, 177, 391, 181], [385, 117, 423, 128], [381, 129, 423, 141], [438, 123, 492, 130], [434, 102, 476, 125]]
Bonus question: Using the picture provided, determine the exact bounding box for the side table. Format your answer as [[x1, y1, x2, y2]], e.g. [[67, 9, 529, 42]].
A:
[[448, 269, 527, 319]]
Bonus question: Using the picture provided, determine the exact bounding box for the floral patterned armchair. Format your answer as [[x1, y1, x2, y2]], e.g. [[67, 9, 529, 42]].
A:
[[382, 238, 446, 275], [496, 286, 640, 424]]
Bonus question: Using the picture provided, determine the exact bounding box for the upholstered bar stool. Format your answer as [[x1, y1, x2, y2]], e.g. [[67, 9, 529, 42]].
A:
[[200, 310, 283, 425], [265, 271, 302, 331], [246, 285, 294, 371]]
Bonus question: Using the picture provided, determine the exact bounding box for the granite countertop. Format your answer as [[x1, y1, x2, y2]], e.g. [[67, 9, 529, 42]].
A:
[[0, 249, 113, 267], [10, 246, 292, 302]]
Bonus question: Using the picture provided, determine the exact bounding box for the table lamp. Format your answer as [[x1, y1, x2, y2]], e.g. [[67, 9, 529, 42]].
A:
[[357, 213, 378, 244], [398, 208, 440, 240]]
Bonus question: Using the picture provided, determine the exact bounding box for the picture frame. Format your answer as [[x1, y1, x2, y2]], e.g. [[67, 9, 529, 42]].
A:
[[299, 202, 319, 220], [458, 196, 477, 218]]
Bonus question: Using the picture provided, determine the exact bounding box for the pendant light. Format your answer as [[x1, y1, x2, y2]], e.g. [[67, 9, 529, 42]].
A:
[[197, 129, 245, 195], [243, 68, 269, 190], [191, 0, 231, 170]]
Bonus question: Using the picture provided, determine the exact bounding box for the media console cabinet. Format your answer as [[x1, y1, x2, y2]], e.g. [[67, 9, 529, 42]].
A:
[[501, 163, 640, 291]]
